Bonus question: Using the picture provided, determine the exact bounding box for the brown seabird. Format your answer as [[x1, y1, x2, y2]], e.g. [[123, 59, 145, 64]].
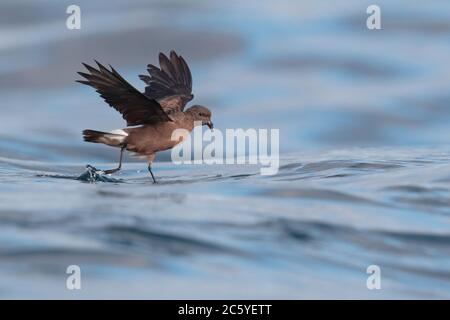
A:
[[77, 50, 213, 183]]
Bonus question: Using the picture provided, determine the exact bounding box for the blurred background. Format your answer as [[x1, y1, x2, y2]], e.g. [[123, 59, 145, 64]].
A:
[[1, 0, 450, 299], [2, 0, 450, 161]]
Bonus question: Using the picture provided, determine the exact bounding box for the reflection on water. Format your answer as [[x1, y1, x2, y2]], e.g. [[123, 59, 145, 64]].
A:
[[1, 0, 450, 298]]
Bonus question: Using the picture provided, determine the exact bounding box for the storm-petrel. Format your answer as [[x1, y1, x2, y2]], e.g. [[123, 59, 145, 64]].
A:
[[77, 50, 213, 183]]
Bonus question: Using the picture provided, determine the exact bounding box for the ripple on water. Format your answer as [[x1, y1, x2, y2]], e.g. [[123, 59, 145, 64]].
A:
[[1, 149, 450, 298]]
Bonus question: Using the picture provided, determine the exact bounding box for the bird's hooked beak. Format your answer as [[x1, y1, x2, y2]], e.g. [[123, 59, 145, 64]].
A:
[[206, 121, 214, 130]]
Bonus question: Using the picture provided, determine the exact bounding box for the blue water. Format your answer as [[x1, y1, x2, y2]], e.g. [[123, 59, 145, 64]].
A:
[[1, 0, 450, 299]]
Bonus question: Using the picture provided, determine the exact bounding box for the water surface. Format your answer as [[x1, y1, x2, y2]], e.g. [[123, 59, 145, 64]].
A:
[[1, 0, 450, 298]]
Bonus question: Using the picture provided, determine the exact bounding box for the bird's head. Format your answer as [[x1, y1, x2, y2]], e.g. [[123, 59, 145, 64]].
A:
[[186, 105, 213, 129]]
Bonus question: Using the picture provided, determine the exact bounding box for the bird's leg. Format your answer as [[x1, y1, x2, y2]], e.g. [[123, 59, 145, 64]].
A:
[[146, 154, 156, 183], [104, 147, 125, 174], [148, 164, 156, 183]]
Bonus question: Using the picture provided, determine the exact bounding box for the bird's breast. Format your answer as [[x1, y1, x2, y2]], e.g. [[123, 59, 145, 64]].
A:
[[125, 120, 194, 155]]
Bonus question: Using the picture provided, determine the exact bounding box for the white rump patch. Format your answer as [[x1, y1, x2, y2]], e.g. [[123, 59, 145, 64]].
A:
[[110, 129, 128, 136], [102, 129, 128, 145]]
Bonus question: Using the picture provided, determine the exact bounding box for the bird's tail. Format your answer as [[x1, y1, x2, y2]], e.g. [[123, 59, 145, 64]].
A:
[[83, 129, 127, 147]]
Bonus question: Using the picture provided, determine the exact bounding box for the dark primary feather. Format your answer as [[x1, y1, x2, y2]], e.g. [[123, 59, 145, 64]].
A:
[[139, 50, 193, 113], [77, 61, 171, 126]]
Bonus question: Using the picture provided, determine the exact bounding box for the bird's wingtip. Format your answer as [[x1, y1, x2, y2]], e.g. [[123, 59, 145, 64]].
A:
[[75, 79, 90, 85]]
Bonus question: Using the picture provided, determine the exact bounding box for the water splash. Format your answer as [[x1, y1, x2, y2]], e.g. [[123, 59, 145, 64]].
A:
[[76, 165, 122, 183]]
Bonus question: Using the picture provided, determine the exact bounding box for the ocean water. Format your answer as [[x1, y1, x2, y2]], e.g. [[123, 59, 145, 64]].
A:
[[1, 0, 450, 299]]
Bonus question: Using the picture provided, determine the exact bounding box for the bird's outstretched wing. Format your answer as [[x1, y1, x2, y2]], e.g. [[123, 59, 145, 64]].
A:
[[139, 51, 193, 114], [77, 61, 172, 126]]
